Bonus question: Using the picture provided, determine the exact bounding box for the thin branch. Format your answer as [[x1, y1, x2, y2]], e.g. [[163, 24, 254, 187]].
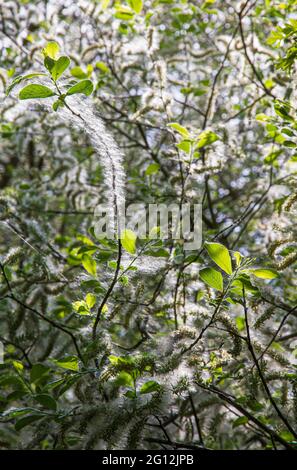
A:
[[242, 287, 297, 439]]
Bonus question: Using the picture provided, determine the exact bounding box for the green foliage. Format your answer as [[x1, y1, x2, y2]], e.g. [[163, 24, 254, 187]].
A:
[[204, 242, 233, 275], [51, 56, 70, 81], [120, 229, 137, 254], [54, 356, 79, 372], [168, 122, 190, 138], [42, 41, 60, 60], [34, 394, 57, 411], [11, 41, 94, 111], [66, 79, 94, 96], [232, 416, 249, 428], [82, 254, 97, 276], [127, 0, 143, 14], [199, 267, 223, 292], [0, 0, 297, 452], [140, 380, 160, 394], [145, 163, 160, 176], [6, 73, 47, 95], [196, 130, 219, 149], [250, 268, 278, 279], [19, 84, 56, 99]]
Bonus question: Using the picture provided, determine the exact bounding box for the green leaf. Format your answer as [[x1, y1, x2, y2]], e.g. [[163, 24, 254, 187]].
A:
[[13, 360, 24, 372], [0, 408, 35, 420], [85, 293, 96, 309], [15, 414, 44, 431], [204, 242, 233, 275], [176, 140, 191, 154], [256, 113, 271, 122], [145, 163, 160, 176], [247, 399, 264, 412], [115, 371, 134, 387], [127, 0, 143, 14], [231, 275, 259, 295], [44, 56, 56, 73], [250, 269, 278, 280], [200, 267, 223, 291], [119, 274, 129, 286], [72, 300, 90, 315], [30, 364, 49, 384], [196, 130, 219, 148], [42, 41, 60, 60], [167, 122, 189, 138], [283, 140, 296, 148], [34, 394, 57, 411], [6, 73, 47, 95], [140, 380, 160, 394], [114, 6, 135, 20], [145, 247, 169, 258], [96, 62, 110, 74], [267, 29, 283, 46], [232, 416, 249, 428], [52, 99, 64, 112], [19, 84, 55, 100], [120, 229, 137, 254], [101, 0, 111, 9], [54, 356, 79, 372], [235, 316, 245, 332], [71, 66, 88, 79], [51, 56, 70, 81], [109, 355, 134, 366], [125, 390, 137, 399], [66, 79, 93, 96], [82, 254, 97, 276], [264, 150, 281, 165], [234, 251, 243, 267], [274, 102, 293, 121]]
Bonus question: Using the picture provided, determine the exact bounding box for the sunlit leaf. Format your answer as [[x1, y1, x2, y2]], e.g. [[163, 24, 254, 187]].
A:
[[85, 293, 96, 309], [71, 66, 88, 79], [42, 41, 60, 60], [72, 300, 90, 315], [196, 130, 219, 148], [167, 122, 190, 138], [51, 56, 70, 81], [140, 380, 160, 394], [13, 360, 24, 372], [66, 79, 94, 96], [127, 0, 143, 14], [19, 84, 55, 100], [6, 73, 47, 95], [250, 269, 278, 279], [205, 242, 233, 275], [114, 6, 135, 20], [101, 0, 111, 9], [145, 163, 160, 176], [200, 267, 223, 291], [82, 254, 97, 276], [234, 251, 243, 267], [54, 356, 79, 372], [120, 229, 137, 254]]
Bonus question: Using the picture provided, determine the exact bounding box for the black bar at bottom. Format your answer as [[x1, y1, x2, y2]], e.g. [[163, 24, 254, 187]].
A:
[[0, 449, 294, 467]]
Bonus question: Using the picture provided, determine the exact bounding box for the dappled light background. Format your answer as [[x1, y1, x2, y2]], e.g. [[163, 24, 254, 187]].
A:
[[0, 0, 297, 451]]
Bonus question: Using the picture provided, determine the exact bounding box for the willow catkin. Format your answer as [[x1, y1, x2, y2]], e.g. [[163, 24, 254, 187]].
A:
[[55, 96, 126, 236], [283, 192, 297, 212]]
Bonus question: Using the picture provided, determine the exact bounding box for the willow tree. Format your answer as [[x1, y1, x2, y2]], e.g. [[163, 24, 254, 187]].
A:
[[0, 0, 296, 450]]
